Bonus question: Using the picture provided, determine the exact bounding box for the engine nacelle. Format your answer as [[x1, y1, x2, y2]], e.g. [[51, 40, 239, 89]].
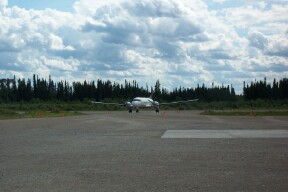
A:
[[153, 101, 159, 106], [125, 101, 132, 107]]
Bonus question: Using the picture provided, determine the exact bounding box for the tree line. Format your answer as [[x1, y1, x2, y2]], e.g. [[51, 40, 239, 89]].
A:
[[0, 75, 287, 103], [243, 77, 288, 100]]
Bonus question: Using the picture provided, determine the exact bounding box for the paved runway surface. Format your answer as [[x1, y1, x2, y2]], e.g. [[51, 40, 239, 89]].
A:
[[162, 130, 288, 138], [1, 111, 288, 191]]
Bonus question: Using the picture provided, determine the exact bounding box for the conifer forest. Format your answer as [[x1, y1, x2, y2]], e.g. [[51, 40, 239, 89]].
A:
[[0, 75, 287, 103]]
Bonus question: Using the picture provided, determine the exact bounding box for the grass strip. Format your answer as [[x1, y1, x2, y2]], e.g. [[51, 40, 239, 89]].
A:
[[201, 110, 288, 116], [0, 110, 81, 120]]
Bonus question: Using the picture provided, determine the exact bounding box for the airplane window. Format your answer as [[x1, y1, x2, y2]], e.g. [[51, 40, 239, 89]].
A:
[[133, 99, 141, 101]]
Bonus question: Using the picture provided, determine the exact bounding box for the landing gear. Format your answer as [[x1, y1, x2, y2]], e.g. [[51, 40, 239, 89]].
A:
[[156, 109, 159, 113], [128, 109, 139, 113]]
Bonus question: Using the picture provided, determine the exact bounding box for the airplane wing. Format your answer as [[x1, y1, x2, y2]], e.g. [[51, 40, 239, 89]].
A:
[[91, 101, 131, 106], [159, 99, 199, 105]]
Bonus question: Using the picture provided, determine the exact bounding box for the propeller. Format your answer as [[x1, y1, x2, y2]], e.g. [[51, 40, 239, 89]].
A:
[[148, 99, 159, 106], [123, 101, 132, 107]]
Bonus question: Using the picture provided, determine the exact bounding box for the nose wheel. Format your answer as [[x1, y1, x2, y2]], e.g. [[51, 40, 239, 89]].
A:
[[156, 109, 159, 113]]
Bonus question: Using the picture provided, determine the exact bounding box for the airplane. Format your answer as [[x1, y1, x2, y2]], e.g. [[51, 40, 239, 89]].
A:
[[91, 95, 198, 113]]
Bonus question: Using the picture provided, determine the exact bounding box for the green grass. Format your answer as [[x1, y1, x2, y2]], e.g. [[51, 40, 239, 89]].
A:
[[0, 109, 81, 120], [201, 110, 288, 116], [160, 99, 288, 110], [0, 99, 287, 119], [0, 101, 124, 112]]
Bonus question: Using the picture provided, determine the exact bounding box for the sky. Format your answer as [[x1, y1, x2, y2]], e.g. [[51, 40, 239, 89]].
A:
[[1, 0, 288, 94]]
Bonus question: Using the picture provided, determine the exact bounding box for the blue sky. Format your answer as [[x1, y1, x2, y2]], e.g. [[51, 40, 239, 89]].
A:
[[8, 0, 76, 11], [1, 0, 288, 93]]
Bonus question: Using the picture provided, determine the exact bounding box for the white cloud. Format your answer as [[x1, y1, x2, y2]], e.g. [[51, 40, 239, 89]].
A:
[[49, 34, 75, 51], [222, 4, 288, 29], [0, 0, 7, 10], [248, 30, 269, 50], [212, 0, 226, 3], [257, 1, 267, 9], [39, 56, 79, 71], [248, 30, 288, 57], [0, 0, 287, 93]]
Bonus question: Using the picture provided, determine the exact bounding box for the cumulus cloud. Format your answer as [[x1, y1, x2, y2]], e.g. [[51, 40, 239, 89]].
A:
[[79, 0, 243, 79], [222, 4, 288, 29], [248, 30, 269, 50], [49, 34, 75, 51], [248, 30, 288, 57], [212, 0, 226, 3], [0, 0, 287, 93], [0, 0, 7, 10]]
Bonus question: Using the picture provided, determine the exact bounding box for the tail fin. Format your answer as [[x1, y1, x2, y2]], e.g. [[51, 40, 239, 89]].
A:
[[149, 92, 154, 99]]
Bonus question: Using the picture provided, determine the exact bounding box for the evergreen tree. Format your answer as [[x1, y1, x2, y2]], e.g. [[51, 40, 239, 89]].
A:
[[154, 80, 161, 100]]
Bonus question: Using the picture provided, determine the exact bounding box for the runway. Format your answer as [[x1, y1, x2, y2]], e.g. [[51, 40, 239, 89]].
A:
[[162, 130, 288, 138], [1, 111, 288, 191]]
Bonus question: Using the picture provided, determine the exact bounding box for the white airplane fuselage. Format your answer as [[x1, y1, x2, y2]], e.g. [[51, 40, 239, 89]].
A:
[[129, 97, 159, 113], [132, 97, 153, 107]]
